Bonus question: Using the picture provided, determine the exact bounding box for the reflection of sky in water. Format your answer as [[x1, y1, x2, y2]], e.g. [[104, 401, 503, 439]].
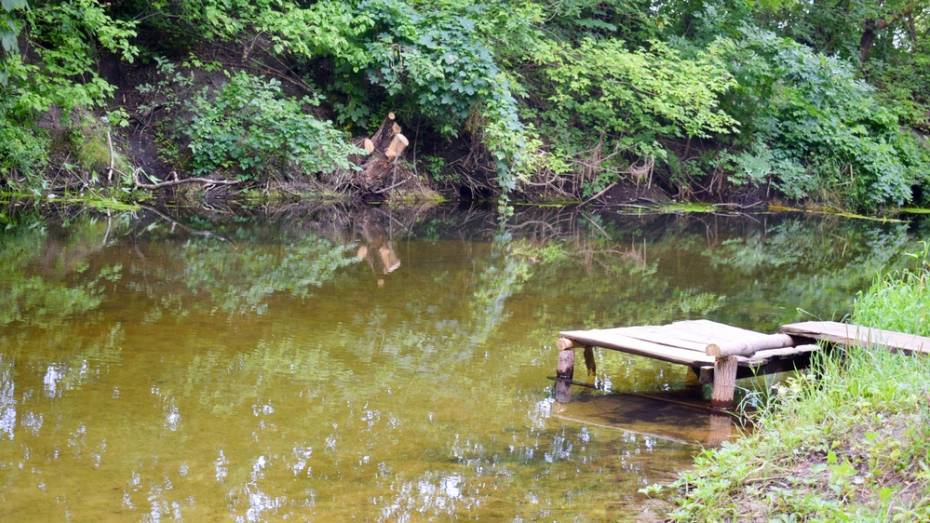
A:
[[0, 359, 14, 441], [0, 206, 922, 520]]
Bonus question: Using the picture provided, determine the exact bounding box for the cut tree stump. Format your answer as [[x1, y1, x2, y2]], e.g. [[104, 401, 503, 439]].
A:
[[358, 112, 409, 190]]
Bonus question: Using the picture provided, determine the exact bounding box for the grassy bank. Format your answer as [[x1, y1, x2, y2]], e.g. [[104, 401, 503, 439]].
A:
[[652, 246, 930, 520]]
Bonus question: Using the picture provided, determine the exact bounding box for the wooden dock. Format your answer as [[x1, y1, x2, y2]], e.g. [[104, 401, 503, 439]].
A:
[[555, 319, 930, 407]]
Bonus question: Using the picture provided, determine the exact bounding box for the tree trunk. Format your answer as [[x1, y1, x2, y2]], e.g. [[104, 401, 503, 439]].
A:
[[859, 21, 877, 62]]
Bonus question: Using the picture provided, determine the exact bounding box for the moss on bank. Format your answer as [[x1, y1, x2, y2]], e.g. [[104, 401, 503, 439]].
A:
[[0, 190, 142, 212], [650, 246, 930, 521]]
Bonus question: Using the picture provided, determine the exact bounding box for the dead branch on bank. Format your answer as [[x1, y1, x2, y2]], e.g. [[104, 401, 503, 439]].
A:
[[131, 168, 242, 190]]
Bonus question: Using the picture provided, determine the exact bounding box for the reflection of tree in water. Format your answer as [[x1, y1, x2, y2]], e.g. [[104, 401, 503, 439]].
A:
[[181, 237, 358, 315], [701, 217, 912, 327], [0, 215, 125, 327], [1, 205, 927, 520]]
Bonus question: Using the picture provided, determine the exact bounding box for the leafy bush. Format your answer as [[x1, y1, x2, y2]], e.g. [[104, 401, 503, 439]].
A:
[[0, 106, 48, 187], [548, 39, 736, 142], [0, 0, 136, 189], [186, 72, 360, 180], [718, 28, 929, 210], [539, 37, 737, 194], [206, 0, 534, 192]]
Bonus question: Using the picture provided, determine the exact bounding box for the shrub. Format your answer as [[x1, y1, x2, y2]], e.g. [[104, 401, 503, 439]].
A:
[[0, 109, 48, 187], [0, 0, 136, 190], [541, 37, 737, 194], [229, 0, 534, 193], [718, 28, 930, 210], [186, 72, 361, 180]]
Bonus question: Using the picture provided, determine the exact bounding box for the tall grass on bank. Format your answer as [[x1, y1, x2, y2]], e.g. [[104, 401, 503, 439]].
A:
[[854, 243, 930, 335], [654, 246, 930, 521]]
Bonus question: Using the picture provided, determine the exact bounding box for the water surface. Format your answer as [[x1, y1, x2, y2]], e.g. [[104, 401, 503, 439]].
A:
[[0, 204, 922, 521]]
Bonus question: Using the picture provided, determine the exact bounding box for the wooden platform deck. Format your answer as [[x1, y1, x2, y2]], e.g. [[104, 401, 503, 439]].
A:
[[555, 319, 927, 407]]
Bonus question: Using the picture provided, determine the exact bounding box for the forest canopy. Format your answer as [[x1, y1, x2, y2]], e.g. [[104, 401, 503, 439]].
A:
[[1, 0, 928, 210]]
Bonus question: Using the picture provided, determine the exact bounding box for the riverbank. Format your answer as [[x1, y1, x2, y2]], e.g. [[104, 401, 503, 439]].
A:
[[4, 2, 930, 216], [650, 247, 930, 520], [5, 187, 930, 226]]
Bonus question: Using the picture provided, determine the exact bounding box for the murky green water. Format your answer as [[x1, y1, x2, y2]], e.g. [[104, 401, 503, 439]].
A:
[[0, 204, 923, 521]]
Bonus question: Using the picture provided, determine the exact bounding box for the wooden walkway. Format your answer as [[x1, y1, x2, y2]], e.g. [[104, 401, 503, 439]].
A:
[[555, 320, 930, 407]]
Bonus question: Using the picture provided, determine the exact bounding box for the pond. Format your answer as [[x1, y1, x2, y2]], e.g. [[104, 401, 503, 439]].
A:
[[0, 203, 924, 521]]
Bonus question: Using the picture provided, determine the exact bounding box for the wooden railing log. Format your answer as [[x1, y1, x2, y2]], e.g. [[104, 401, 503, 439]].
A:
[[706, 333, 795, 357]]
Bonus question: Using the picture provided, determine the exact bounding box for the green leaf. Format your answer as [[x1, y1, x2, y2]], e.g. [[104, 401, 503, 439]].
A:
[[0, 29, 16, 53]]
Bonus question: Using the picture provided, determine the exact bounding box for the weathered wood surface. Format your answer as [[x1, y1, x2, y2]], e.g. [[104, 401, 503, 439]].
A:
[[357, 112, 409, 190], [747, 344, 819, 364], [706, 333, 795, 357], [556, 320, 826, 406], [560, 320, 817, 367], [781, 321, 930, 354], [711, 356, 738, 407], [559, 328, 716, 366]]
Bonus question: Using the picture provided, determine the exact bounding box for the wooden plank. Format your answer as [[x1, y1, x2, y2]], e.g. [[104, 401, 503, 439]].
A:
[[670, 320, 771, 344], [560, 330, 716, 366], [746, 344, 819, 365], [699, 350, 815, 382], [607, 326, 710, 352], [781, 322, 930, 355]]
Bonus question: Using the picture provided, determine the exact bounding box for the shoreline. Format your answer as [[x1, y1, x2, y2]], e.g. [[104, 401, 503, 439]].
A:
[[2, 190, 928, 221]]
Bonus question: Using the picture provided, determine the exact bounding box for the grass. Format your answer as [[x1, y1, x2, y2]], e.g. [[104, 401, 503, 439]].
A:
[[767, 203, 907, 223], [613, 202, 722, 215], [649, 244, 930, 521], [0, 189, 142, 212]]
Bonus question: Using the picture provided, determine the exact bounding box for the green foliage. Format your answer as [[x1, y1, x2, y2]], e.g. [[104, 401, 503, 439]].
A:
[[0, 104, 48, 186], [717, 28, 929, 209], [540, 38, 736, 195], [187, 72, 361, 180], [853, 242, 930, 334], [182, 0, 534, 193], [548, 39, 737, 142], [0, 0, 136, 189], [1, 0, 928, 208]]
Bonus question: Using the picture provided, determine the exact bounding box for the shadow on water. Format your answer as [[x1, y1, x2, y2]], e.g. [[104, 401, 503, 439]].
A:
[[0, 201, 925, 520], [553, 392, 739, 448]]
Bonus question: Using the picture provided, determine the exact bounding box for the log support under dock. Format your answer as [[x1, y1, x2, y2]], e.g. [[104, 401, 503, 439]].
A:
[[555, 337, 576, 402], [554, 319, 927, 408], [710, 356, 738, 407], [556, 339, 742, 407], [553, 321, 818, 407]]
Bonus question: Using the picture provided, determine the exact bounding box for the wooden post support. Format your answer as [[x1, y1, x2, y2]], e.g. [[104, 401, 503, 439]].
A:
[[556, 349, 575, 381], [583, 346, 596, 376], [711, 356, 738, 408], [555, 337, 578, 403]]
